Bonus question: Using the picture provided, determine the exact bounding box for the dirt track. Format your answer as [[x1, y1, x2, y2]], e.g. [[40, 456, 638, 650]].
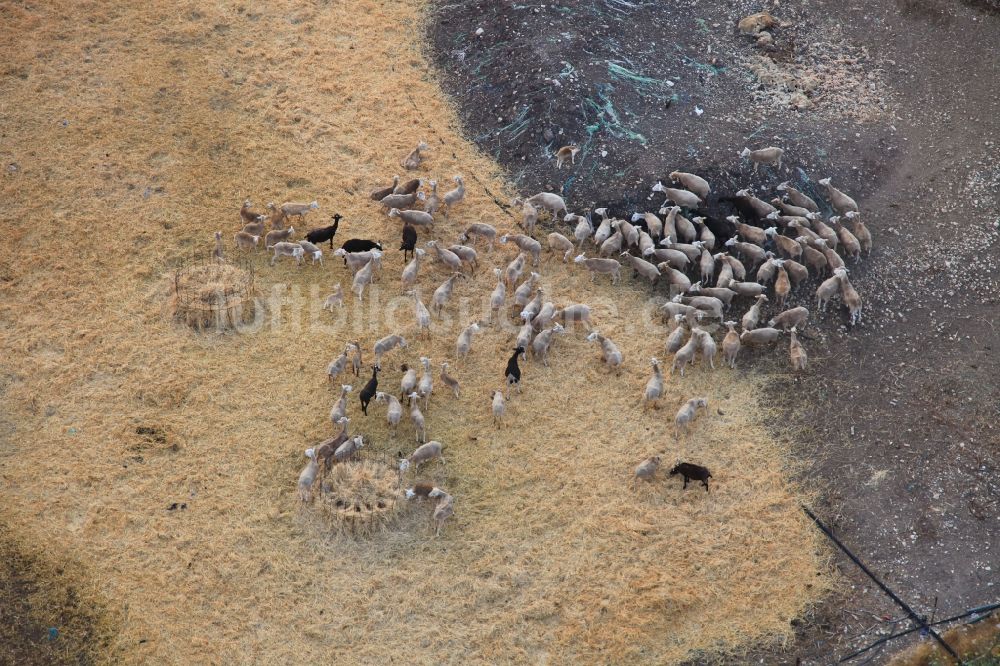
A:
[[429, 0, 1000, 661]]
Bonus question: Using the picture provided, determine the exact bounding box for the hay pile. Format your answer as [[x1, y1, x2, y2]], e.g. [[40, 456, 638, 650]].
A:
[[171, 261, 255, 331], [317, 458, 401, 536]]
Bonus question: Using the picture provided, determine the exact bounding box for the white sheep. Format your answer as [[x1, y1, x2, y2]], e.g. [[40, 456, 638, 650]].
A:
[[373, 334, 408, 368], [426, 240, 463, 271], [489, 268, 506, 324], [456, 321, 481, 359], [329, 384, 352, 425], [401, 248, 426, 287], [694, 328, 717, 369], [351, 256, 378, 300], [652, 182, 702, 209], [669, 171, 711, 199], [491, 389, 505, 428], [547, 232, 575, 262], [524, 191, 568, 219], [530, 323, 564, 366], [399, 439, 443, 471], [297, 448, 319, 502], [270, 241, 304, 266], [643, 357, 664, 408], [504, 253, 527, 288], [428, 487, 455, 536], [818, 178, 859, 215], [574, 254, 621, 284], [458, 222, 497, 250], [431, 273, 465, 317], [440, 362, 460, 398], [674, 397, 708, 436], [407, 392, 427, 444], [586, 331, 623, 373], [722, 321, 740, 368], [789, 327, 808, 370], [417, 357, 433, 410], [322, 284, 344, 310], [412, 290, 431, 338], [739, 146, 784, 172], [671, 330, 700, 376], [375, 391, 403, 436], [500, 233, 542, 266], [234, 230, 260, 251]]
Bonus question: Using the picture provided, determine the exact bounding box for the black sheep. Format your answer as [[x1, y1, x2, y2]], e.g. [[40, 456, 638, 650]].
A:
[[305, 213, 342, 248], [504, 347, 524, 394], [400, 223, 417, 262], [340, 238, 383, 254], [359, 365, 379, 415], [669, 462, 713, 492]]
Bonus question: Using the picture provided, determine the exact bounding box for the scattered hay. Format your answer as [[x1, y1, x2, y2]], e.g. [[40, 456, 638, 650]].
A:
[[170, 260, 256, 332], [317, 458, 401, 536], [888, 612, 1000, 665]]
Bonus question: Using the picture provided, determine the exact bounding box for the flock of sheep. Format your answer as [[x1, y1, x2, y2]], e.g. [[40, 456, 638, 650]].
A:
[[213, 139, 869, 535]]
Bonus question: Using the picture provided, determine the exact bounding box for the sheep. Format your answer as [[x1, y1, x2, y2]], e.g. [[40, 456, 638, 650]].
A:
[[618, 218, 640, 248], [531, 300, 555, 331], [401, 141, 429, 170], [620, 252, 661, 283], [531, 323, 564, 366], [352, 256, 378, 300], [330, 384, 352, 424], [694, 328, 717, 369], [358, 366, 379, 415], [669, 171, 711, 199], [375, 391, 403, 436], [280, 201, 319, 224], [488, 268, 506, 324], [371, 176, 399, 201], [637, 230, 656, 256], [722, 321, 741, 368], [645, 247, 689, 271], [574, 254, 621, 284], [491, 389, 505, 427], [789, 327, 808, 370], [399, 363, 418, 400], [505, 347, 524, 393], [448, 244, 478, 274], [335, 248, 384, 275], [431, 273, 465, 317], [771, 198, 814, 219], [298, 240, 324, 265], [552, 304, 593, 332], [669, 462, 712, 491], [773, 263, 790, 308], [815, 271, 842, 312], [400, 223, 418, 262], [515, 321, 535, 352], [547, 232, 575, 262], [407, 393, 427, 444], [724, 236, 766, 270], [831, 216, 861, 262], [721, 253, 747, 281], [555, 144, 580, 168], [734, 189, 779, 220], [504, 253, 527, 288], [798, 238, 829, 275], [572, 212, 595, 248], [776, 181, 819, 212], [426, 240, 463, 271], [674, 397, 708, 436], [725, 280, 766, 298], [811, 217, 840, 252], [297, 448, 320, 502], [401, 248, 426, 287], [524, 192, 568, 219], [741, 294, 768, 331], [240, 199, 264, 225], [731, 215, 768, 246], [657, 264, 693, 294], [399, 440, 444, 472], [421, 180, 440, 216], [429, 488, 455, 536], [783, 258, 809, 284], [270, 241, 304, 266], [405, 482, 436, 500], [417, 357, 433, 410], [266, 203, 287, 230], [652, 181, 702, 209], [634, 456, 662, 488], [585, 331, 623, 373], [316, 417, 351, 474], [599, 228, 624, 257], [455, 321, 481, 359], [412, 290, 431, 338], [322, 285, 344, 311], [327, 347, 350, 383], [692, 217, 716, 251], [688, 282, 737, 308], [241, 217, 266, 237], [373, 334, 408, 368], [714, 253, 734, 287], [332, 434, 365, 464], [500, 233, 542, 266], [234, 230, 260, 251], [458, 222, 498, 250], [520, 283, 543, 323], [393, 177, 422, 195], [844, 211, 871, 255], [380, 191, 418, 210], [666, 317, 688, 354], [739, 146, 784, 172], [643, 358, 664, 408], [837, 268, 863, 325], [264, 226, 295, 250], [672, 211, 700, 243], [305, 213, 342, 248], [592, 208, 613, 246], [740, 327, 781, 346], [440, 362, 460, 398], [816, 238, 845, 274], [518, 199, 539, 236], [389, 207, 434, 229], [441, 175, 465, 216], [661, 296, 703, 323], [818, 177, 859, 215], [681, 295, 724, 320]]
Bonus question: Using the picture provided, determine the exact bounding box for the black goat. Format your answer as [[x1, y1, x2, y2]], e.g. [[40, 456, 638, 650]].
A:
[[306, 213, 342, 248], [504, 347, 524, 394], [341, 239, 383, 254], [400, 223, 418, 262], [669, 462, 712, 492], [359, 365, 379, 415]]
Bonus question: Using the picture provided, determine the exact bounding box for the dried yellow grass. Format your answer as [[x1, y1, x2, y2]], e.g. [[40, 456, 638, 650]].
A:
[[0, 0, 831, 663], [888, 614, 1000, 665]]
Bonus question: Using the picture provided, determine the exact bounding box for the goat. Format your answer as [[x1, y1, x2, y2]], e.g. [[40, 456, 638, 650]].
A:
[[670, 462, 712, 491], [456, 321, 481, 359], [552, 304, 593, 332], [416, 356, 433, 410], [694, 328, 717, 369], [264, 226, 295, 250], [666, 317, 688, 354], [431, 273, 465, 317], [399, 363, 418, 400], [297, 448, 320, 502], [844, 211, 872, 255], [740, 327, 781, 346], [448, 244, 478, 275], [373, 334, 408, 368], [351, 256, 378, 300], [518, 199, 539, 236], [234, 230, 260, 252], [504, 253, 528, 288], [239, 199, 264, 225], [426, 240, 463, 271], [326, 346, 350, 382], [298, 240, 324, 265], [400, 223, 418, 262], [340, 238, 383, 255], [371, 176, 399, 201], [491, 389, 505, 427], [554, 144, 580, 168], [399, 440, 444, 473], [620, 252, 661, 283], [359, 366, 379, 415], [504, 347, 524, 394], [421, 180, 440, 216], [815, 272, 842, 312], [643, 358, 664, 408], [789, 327, 807, 370], [488, 268, 506, 325], [440, 362, 460, 398], [270, 241, 304, 266], [671, 330, 700, 377], [305, 214, 341, 248], [776, 181, 819, 212]]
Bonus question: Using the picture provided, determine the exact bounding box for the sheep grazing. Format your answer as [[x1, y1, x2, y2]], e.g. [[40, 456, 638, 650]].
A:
[[694, 328, 717, 370], [440, 362, 460, 398], [789, 327, 808, 370], [670, 462, 713, 492], [815, 271, 842, 312], [531, 322, 564, 366], [330, 384, 352, 425], [333, 434, 364, 464], [500, 233, 542, 266], [831, 216, 862, 262], [428, 487, 455, 536], [431, 273, 465, 317], [322, 284, 344, 311], [375, 391, 403, 436], [270, 241, 304, 266], [297, 448, 320, 502], [458, 222, 497, 250], [448, 244, 478, 275], [407, 392, 427, 444], [399, 440, 444, 472], [305, 213, 341, 248], [643, 358, 664, 409], [373, 334, 408, 368], [412, 290, 431, 338], [455, 321, 481, 359], [674, 397, 708, 436], [652, 182, 702, 209], [405, 481, 436, 500], [327, 346, 350, 382], [400, 223, 418, 262], [669, 171, 711, 199], [740, 327, 781, 346], [553, 304, 593, 332], [518, 199, 539, 236], [264, 226, 295, 250], [739, 146, 784, 172], [776, 181, 819, 212], [401, 141, 429, 171], [837, 268, 863, 325], [586, 331, 623, 373], [547, 231, 575, 262], [491, 389, 505, 427], [389, 207, 434, 229], [426, 240, 463, 272], [351, 256, 378, 300], [620, 252, 661, 283], [504, 347, 524, 394], [554, 144, 580, 168], [234, 230, 260, 252], [488, 269, 506, 324], [370, 176, 399, 201], [380, 191, 418, 210], [722, 321, 741, 368], [401, 248, 426, 288], [844, 211, 871, 255], [634, 456, 662, 488], [774, 263, 790, 307], [666, 317, 688, 354], [441, 175, 465, 217], [524, 192, 568, 219], [280, 201, 319, 225], [574, 254, 621, 284], [768, 306, 809, 331], [316, 417, 351, 473], [266, 203, 287, 230], [298, 240, 324, 265], [818, 177, 859, 215], [504, 253, 528, 288]]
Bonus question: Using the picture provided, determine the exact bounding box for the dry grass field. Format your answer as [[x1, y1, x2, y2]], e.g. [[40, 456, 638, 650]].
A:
[[0, 0, 830, 662]]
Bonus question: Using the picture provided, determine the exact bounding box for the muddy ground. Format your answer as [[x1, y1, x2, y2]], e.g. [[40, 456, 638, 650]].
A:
[[430, 0, 1000, 662]]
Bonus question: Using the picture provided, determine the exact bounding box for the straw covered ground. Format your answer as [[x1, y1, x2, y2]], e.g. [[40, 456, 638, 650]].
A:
[[0, 0, 830, 662]]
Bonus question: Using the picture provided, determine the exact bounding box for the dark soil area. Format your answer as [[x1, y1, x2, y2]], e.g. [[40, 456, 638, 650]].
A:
[[429, 0, 1000, 662]]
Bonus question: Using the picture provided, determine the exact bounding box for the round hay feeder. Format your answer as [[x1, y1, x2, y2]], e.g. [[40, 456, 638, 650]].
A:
[[171, 258, 256, 332], [319, 458, 401, 536]]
